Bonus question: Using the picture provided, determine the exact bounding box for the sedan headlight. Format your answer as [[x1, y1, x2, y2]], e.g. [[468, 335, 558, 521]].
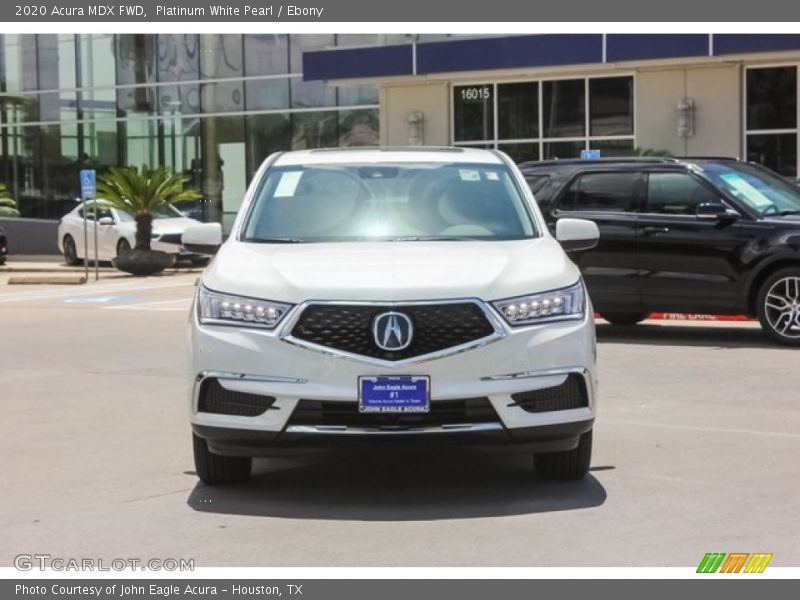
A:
[[493, 281, 586, 326], [197, 286, 293, 329]]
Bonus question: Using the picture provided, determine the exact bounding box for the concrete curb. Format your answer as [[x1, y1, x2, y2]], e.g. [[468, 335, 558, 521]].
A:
[[7, 274, 88, 285]]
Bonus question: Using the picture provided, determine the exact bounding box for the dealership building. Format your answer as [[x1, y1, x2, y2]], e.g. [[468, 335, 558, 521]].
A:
[[1, 33, 800, 243]]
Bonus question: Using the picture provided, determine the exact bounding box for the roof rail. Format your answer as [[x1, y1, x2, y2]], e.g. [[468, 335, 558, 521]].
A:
[[309, 146, 466, 153], [518, 157, 676, 168]]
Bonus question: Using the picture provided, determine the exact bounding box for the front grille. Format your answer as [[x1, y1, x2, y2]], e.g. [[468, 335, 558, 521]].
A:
[[287, 398, 498, 429], [510, 374, 588, 413], [198, 378, 276, 416], [290, 302, 496, 361]]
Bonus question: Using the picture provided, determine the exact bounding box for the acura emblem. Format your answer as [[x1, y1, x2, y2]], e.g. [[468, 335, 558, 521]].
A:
[[372, 311, 414, 351]]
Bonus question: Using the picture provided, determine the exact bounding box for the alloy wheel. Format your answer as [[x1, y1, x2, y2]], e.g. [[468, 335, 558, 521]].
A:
[[763, 276, 800, 339]]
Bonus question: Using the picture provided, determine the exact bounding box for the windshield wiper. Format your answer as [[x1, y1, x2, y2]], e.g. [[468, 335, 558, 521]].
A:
[[245, 237, 305, 243], [388, 235, 487, 242], [778, 210, 800, 216]]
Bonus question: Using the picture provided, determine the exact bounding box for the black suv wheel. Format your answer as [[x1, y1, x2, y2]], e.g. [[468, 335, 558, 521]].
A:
[[757, 268, 800, 346]]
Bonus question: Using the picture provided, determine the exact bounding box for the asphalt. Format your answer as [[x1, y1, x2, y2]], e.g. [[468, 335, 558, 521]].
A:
[[1, 273, 798, 567]]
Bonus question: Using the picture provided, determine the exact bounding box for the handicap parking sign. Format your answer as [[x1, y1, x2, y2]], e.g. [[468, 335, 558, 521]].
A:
[[580, 149, 601, 160], [80, 169, 96, 199]]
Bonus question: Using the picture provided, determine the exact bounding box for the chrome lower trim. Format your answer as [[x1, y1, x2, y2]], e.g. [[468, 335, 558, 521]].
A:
[[278, 298, 508, 367], [192, 370, 306, 414], [285, 422, 504, 435], [480, 365, 589, 381], [195, 370, 307, 384]]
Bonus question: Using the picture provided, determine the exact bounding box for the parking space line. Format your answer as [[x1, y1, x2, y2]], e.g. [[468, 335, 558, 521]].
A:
[[608, 418, 800, 439], [104, 298, 192, 311], [0, 280, 195, 304]]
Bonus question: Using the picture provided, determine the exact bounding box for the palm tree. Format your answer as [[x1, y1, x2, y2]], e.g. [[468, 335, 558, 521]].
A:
[[96, 166, 201, 252], [0, 183, 20, 217]]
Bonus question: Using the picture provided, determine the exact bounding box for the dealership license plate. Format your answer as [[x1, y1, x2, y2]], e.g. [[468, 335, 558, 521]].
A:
[[358, 376, 430, 413]]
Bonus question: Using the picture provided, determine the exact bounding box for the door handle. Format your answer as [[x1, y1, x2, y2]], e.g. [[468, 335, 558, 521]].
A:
[[643, 226, 670, 235]]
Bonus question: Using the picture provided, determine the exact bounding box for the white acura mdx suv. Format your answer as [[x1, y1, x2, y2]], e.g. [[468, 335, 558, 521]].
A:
[[183, 147, 600, 485]]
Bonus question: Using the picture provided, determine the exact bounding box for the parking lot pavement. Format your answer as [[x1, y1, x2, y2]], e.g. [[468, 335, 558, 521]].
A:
[[1, 278, 799, 567]]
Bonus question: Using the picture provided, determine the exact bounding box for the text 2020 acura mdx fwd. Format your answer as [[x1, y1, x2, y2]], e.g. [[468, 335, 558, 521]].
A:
[[183, 148, 600, 485]]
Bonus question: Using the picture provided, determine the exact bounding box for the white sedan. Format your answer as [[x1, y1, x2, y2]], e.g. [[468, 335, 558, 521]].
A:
[[57, 201, 209, 265]]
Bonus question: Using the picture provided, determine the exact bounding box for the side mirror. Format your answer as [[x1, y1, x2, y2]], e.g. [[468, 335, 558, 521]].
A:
[[182, 223, 223, 255], [696, 202, 740, 223], [556, 218, 600, 252], [97, 216, 115, 226]]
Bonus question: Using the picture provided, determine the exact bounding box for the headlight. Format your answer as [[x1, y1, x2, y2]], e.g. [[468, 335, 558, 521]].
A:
[[197, 286, 293, 329], [493, 281, 585, 326]]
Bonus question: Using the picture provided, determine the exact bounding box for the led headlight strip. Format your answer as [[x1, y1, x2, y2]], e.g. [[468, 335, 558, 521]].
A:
[[198, 286, 292, 329], [493, 280, 586, 326]]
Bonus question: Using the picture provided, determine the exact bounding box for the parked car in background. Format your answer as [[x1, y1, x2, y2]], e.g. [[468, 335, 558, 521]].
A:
[[0, 225, 7, 265], [185, 147, 600, 485], [57, 201, 209, 266], [519, 157, 800, 345]]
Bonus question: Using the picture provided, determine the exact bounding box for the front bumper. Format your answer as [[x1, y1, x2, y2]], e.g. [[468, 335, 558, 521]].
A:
[[190, 300, 597, 456]]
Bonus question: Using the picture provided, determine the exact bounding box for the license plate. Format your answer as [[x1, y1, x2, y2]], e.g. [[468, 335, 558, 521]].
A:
[[358, 376, 430, 413]]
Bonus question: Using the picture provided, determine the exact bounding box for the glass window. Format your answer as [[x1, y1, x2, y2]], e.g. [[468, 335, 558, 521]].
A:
[[115, 35, 156, 87], [543, 140, 584, 160], [246, 113, 291, 179], [591, 139, 635, 157], [157, 84, 200, 116], [589, 77, 633, 137], [79, 35, 116, 89], [561, 172, 639, 212], [245, 78, 290, 111], [524, 174, 550, 194], [646, 172, 720, 215], [338, 109, 379, 147], [747, 133, 797, 179], [337, 84, 379, 106], [291, 111, 338, 149], [498, 82, 538, 139], [199, 34, 243, 79], [200, 81, 244, 113], [701, 161, 800, 216], [243, 162, 535, 242], [157, 34, 199, 82], [498, 142, 539, 164], [290, 79, 336, 109], [244, 35, 288, 76], [454, 84, 493, 142], [543, 79, 585, 138], [747, 67, 797, 131]]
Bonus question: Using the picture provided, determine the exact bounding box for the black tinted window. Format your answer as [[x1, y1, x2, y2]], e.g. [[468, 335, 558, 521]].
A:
[[646, 173, 720, 215], [560, 172, 639, 212], [525, 175, 550, 194]]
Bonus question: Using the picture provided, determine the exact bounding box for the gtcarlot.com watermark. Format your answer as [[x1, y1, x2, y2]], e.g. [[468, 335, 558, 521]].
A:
[[14, 554, 194, 572]]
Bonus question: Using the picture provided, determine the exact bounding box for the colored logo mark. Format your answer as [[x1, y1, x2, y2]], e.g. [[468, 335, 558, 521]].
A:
[[697, 552, 773, 573]]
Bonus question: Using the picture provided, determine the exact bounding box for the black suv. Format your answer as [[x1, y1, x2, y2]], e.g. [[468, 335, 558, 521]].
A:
[[519, 157, 800, 346]]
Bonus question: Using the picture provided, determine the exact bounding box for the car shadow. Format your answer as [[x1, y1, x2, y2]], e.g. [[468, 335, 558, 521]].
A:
[[186, 450, 608, 521], [596, 322, 777, 349]]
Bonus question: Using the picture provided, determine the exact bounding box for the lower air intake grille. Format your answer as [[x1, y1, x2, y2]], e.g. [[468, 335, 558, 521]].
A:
[[510, 374, 588, 413], [198, 379, 276, 417], [287, 398, 498, 429]]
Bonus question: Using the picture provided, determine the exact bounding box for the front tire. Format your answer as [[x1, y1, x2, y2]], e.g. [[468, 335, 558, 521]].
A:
[[756, 268, 800, 346], [116, 238, 132, 258], [535, 430, 592, 480], [63, 235, 80, 266], [192, 433, 252, 485], [600, 312, 648, 326]]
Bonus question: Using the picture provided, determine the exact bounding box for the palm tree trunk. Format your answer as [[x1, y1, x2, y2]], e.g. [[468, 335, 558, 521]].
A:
[[134, 214, 153, 251]]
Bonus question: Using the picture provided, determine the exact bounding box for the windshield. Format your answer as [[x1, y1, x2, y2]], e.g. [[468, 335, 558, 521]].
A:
[[115, 204, 185, 222], [699, 162, 800, 216], [242, 162, 536, 243]]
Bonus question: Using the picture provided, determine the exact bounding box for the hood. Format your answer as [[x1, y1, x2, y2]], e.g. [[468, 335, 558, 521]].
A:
[[202, 237, 580, 304]]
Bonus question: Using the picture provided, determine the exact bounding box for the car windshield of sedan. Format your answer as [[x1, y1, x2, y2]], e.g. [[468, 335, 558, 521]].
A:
[[114, 204, 185, 221], [241, 162, 537, 243], [700, 163, 800, 216]]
